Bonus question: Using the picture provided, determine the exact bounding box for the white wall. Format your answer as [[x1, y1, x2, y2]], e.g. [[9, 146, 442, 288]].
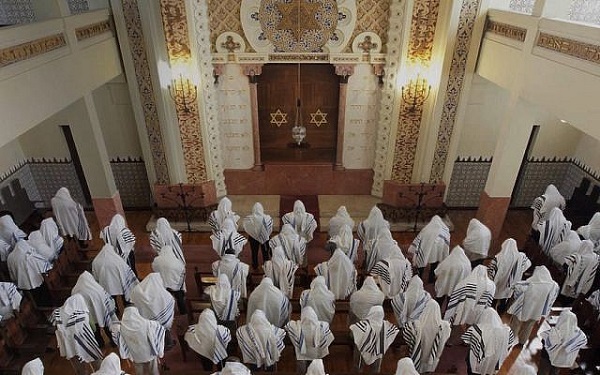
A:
[[574, 133, 600, 173], [530, 119, 582, 159], [0, 140, 25, 176]]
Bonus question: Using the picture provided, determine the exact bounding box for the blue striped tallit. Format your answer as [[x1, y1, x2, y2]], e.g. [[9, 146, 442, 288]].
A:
[[76, 206, 91, 241], [236, 324, 285, 368], [350, 320, 399, 365], [371, 258, 413, 297], [391, 290, 431, 327], [121, 265, 139, 302], [52, 308, 102, 362], [269, 235, 306, 266]]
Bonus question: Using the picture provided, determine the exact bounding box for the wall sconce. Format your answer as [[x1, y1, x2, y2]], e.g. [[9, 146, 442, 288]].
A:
[[168, 73, 198, 113], [401, 73, 431, 112]]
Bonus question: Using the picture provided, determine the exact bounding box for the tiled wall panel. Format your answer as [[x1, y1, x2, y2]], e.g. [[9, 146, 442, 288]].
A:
[[445, 160, 491, 207]]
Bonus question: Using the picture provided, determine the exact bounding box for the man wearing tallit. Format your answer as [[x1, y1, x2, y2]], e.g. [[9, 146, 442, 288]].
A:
[[282, 200, 318, 243], [236, 309, 286, 371], [91, 243, 139, 304], [370, 250, 413, 298], [401, 299, 450, 373], [21, 358, 44, 375], [306, 359, 328, 375], [548, 230, 581, 266], [100, 214, 137, 275], [487, 238, 531, 312], [461, 307, 515, 375], [247, 277, 291, 328], [184, 308, 232, 371], [212, 251, 250, 298], [391, 275, 432, 327], [152, 245, 187, 314], [314, 248, 357, 300], [538, 207, 572, 254], [363, 228, 402, 273], [328, 205, 355, 238], [394, 358, 419, 375], [444, 265, 496, 326], [7, 239, 52, 307], [433, 245, 471, 310], [0, 214, 26, 261], [263, 246, 298, 298], [561, 239, 600, 300], [50, 187, 92, 246], [540, 309, 587, 373], [357, 206, 390, 245], [206, 274, 241, 324], [531, 184, 566, 230], [52, 294, 103, 375], [269, 224, 307, 266], [91, 353, 130, 375], [111, 306, 165, 375], [507, 266, 559, 345], [408, 215, 450, 282], [0, 282, 22, 321], [211, 360, 252, 375], [39, 216, 65, 256], [462, 218, 492, 267], [28, 230, 57, 262], [149, 217, 185, 263], [577, 212, 600, 250], [300, 276, 336, 324], [242, 202, 273, 269], [327, 224, 360, 262], [211, 218, 247, 257], [349, 276, 385, 324], [285, 306, 335, 372], [350, 305, 399, 372], [208, 197, 240, 234]]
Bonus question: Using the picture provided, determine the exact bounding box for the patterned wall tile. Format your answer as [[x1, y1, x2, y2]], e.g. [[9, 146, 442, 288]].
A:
[[0, 163, 40, 205], [445, 159, 491, 207], [0, 0, 34, 25], [28, 161, 88, 208], [562, 160, 600, 201], [208, 0, 247, 52], [511, 161, 570, 208], [345, 0, 390, 53], [110, 160, 153, 208]]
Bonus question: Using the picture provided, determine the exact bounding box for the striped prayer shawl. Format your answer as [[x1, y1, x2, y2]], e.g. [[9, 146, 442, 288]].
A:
[[214, 231, 247, 256], [236, 325, 285, 367], [264, 261, 297, 299], [531, 196, 545, 228], [508, 281, 558, 321], [351, 321, 399, 365], [148, 297, 175, 329], [563, 252, 599, 297], [113, 321, 165, 362], [286, 322, 334, 360], [150, 230, 185, 262], [314, 263, 356, 300], [444, 283, 494, 325], [540, 219, 570, 254], [122, 266, 139, 302], [212, 289, 240, 321], [76, 207, 91, 241], [101, 227, 135, 259], [402, 321, 448, 372], [391, 291, 431, 327], [371, 258, 412, 297], [461, 324, 515, 372], [52, 309, 102, 362], [269, 236, 306, 266]]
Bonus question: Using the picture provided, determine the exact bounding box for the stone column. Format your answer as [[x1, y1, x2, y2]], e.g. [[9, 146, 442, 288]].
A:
[[242, 64, 264, 171], [334, 64, 355, 170]]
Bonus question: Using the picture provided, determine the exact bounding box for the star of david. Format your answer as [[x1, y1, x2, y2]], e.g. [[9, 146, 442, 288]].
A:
[[270, 109, 288, 127], [309, 109, 328, 127], [276, 0, 322, 41]]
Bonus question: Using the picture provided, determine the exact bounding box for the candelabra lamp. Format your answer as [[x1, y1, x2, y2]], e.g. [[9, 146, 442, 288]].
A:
[[401, 73, 431, 112], [158, 183, 205, 232], [168, 74, 198, 113]]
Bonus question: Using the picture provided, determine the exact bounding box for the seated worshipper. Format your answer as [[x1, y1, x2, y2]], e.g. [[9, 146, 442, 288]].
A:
[[52, 294, 103, 375], [370, 250, 412, 298], [434, 245, 471, 309], [40, 216, 65, 255], [350, 305, 399, 372], [206, 274, 241, 324], [462, 218, 492, 266], [328, 206, 355, 238], [285, 307, 335, 372], [149, 217, 185, 262], [327, 224, 360, 261], [212, 251, 250, 298], [349, 276, 385, 324], [91, 353, 130, 375], [549, 230, 581, 266], [111, 306, 165, 375], [541, 309, 587, 372], [300, 276, 336, 324], [561, 239, 600, 300], [269, 224, 307, 266], [208, 197, 240, 234], [151, 245, 187, 314], [72, 271, 118, 348], [391, 275, 432, 327], [401, 299, 450, 373], [315, 248, 357, 300], [408, 215, 450, 282], [487, 238, 531, 312], [211, 218, 247, 257], [7, 239, 52, 307], [101, 214, 137, 275], [444, 265, 495, 326], [247, 277, 291, 328], [0, 214, 26, 261], [531, 184, 566, 230], [461, 307, 515, 375], [538, 207, 572, 255], [92, 243, 139, 304], [0, 282, 22, 321], [282, 200, 318, 243], [184, 308, 232, 371], [394, 358, 419, 375], [263, 246, 298, 298], [357, 206, 390, 246], [243, 202, 273, 269], [237, 309, 286, 371], [22, 358, 44, 375], [51, 187, 92, 247], [364, 228, 402, 273], [577, 212, 600, 250], [306, 359, 328, 375], [507, 266, 559, 345], [212, 360, 252, 375], [28, 230, 57, 263]]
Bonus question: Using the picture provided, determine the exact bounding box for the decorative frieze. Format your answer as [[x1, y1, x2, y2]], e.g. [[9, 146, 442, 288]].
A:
[[485, 19, 526, 42], [75, 20, 113, 41], [537, 32, 600, 65], [0, 34, 66, 68], [407, 0, 440, 65]]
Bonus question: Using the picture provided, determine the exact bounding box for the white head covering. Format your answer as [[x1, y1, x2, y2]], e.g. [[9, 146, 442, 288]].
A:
[[541, 309, 588, 368], [282, 200, 317, 242], [358, 206, 390, 244], [72, 271, 117, 328], [285, 306, 334, 360], [434, 245, 471, 297], [130, 273, 175, 329], [350, 276, 384, 320], [7, 239, 51, 290], [91, 243, 139, 301], [328, 206, 354, 237], [549, 230, 581, 266], [211, 218, 247, 257], [462, 218, 491, 261], [490, 238, 531, 299], [39, 217, 64, 255], [300, 276, 336, 323], [577, 212, 600, 244], [101, 214, 135, 259], [152, 245, 186, 291], [184, 308, 231, 363], [444, 265, 496, 325], [212, 254, 249, 298], [117, 306, 165, 363], [329, 224, 359, 261], [269, 224, 306, 265], [561, 240, 600, 298], [247, 277, 291, 328], [263, 246, 298, 298], [236, 309, 286, 368], [0, 214, 26, 246], [539, 207, 572, 254], [395, 358, 419, 375], [28, 230, 56, 262], [151, 217, 185, 262], [408, 215, 450, 268], [242, 202, 273, 244], [209, 197, 240, 233], [532, 185, 566, 228], [349, 305, 399, 365], [207, 273, 241, 321], [21, 358, 44, 375], [507, 266, 559, 321], [370, 250, 412, 297], [391, 275, 432, 326], [315, 249, 357, 300], [0, 282, 22, 320], [92, 353, 127, 375], [306, 359, 328, 375], [50, 187, 91, 240], [365, 229, 401, 273], [218, 361, 252, 375]]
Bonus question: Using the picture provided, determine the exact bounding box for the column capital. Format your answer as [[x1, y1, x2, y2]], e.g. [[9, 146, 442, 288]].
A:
[[242, 64, 264, 81], [213, 63, 226, 77], [334, 64, 355, 84]]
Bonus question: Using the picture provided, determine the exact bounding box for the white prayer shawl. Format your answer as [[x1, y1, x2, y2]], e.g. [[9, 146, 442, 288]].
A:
[[28, 230, 56, 262], [113, 306, 165, 364], [587, 289, 600, 311], [184, 309, 231, 363], [247, 277, 291, 328], [434, 246, 471, 298], [350, 276, 385, 321], [269, 224, 307, 266], [150, 217, 185, 263], [211, 218, 248, 257], [461, 308, 515, 375], [0, 214, 26, 249], [300, 276, 336, 324], [329, 224, 360, 262], [92, 353, 128, 375], [215, 362, 252, 375], [350, 306, 399, 366], [538, 207, 572, 254], [462, 219, 491, 261], [282, 200, 318, 242], [242, 202, 274, 244], [130, 273, 175, 329], [285, 307, 334, 360], [40, 217, 64, 255], [408, 215, 450, 268], [391, 275, 432, 327], [7, 240, 52, 290], [212, 254, 250, 298], [72, 271, 117, 328], [0, 282, 22, 320], [540, 310, 587, 368], [236, 310, 286, 368], [394, 358, 419, 375], [92, 244, 139, 301], [52, 294, 103, 363], [577, 212, 600, 249], [100, 214, 135, 260], [328, 206, 355, 237], [207, 274, 241, 321], [0, 238, 10, 264], [370, 252, 413, 298], [50, 187, 92, 240], [21, 358, 44, 375], [306, 359, 328, 375], [488, 238, 531, 299], [315, 249, 357, 300], [561, 240, 600, 298], [402, 300, 450, 373], [444, 265, 496, 326], [208, 197, 240, 233], [364, 229, 402, 273], [549, 230, 581, 266], [263, 246, 298, 298], [531, 184, 566, 229], [357, 206, 390, 245], [152, 245, 186, 292], [507, 266, 559, 322]]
